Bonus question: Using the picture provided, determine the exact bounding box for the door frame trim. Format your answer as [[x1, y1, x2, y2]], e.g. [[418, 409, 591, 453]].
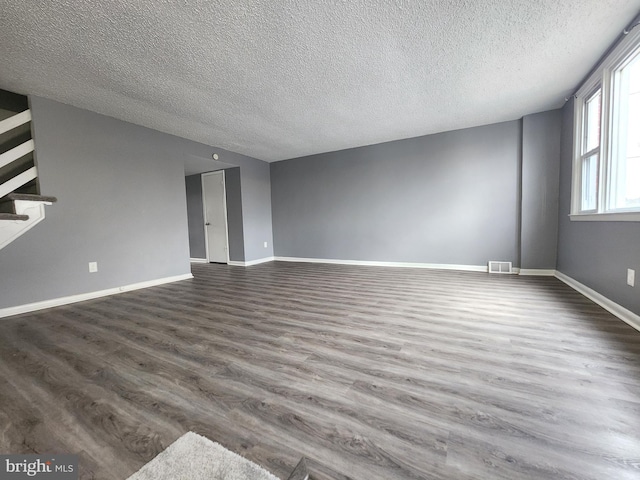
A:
[[201, 170, 230, 264]]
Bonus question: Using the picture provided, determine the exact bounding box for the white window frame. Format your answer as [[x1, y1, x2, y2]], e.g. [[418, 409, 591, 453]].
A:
[[571, 25, 640, 222]]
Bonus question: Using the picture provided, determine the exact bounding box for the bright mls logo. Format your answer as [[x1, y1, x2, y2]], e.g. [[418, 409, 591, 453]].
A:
[[0, 455, 78, 480]]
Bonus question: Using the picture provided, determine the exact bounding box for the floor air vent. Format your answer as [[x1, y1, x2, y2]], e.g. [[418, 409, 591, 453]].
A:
[[488, 261, 513, 274]]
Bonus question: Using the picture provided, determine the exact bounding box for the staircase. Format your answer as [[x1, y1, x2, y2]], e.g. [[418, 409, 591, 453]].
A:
[[0, 89, 56, 250]]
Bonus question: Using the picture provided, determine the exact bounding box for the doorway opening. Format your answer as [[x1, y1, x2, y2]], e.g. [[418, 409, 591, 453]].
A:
[[202, 171, 229, 263]]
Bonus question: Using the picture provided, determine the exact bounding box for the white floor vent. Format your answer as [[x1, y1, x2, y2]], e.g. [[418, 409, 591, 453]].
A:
[[488, 261, 513, 274]]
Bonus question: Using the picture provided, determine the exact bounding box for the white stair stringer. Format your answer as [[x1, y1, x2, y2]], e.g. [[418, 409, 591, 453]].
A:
[[0, 199, 51, 250]]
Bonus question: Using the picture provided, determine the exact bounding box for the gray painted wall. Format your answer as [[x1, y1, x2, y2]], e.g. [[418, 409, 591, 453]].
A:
[[0, 96, 273, 310], [0, 96, 192, 309], [521, 110, 562, 270], [557, 99, 640, 315], [171, 145, 274, 262], [185, 174, 206, 259], [238, 159, 274, 261], [224, 167, 246, 262], [271, 121, 521, 266]]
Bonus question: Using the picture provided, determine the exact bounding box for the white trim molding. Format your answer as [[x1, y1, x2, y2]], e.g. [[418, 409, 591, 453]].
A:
[[274, 256, 488, 272], [0, 200, 48, 251], [0, 273, 193, 319], [0, 109, 31, 136], [569, 212, 640, 222], [0, 166, 37, 198], [0, 139, 35, 170], [519, 269, 557, 276], [190, 258, 208, 263], [228, 256, 275, 267], [555, 271, 640, 332]]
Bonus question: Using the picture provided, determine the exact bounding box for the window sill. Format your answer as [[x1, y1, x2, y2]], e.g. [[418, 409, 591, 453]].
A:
[[569, 212, 640, 222]]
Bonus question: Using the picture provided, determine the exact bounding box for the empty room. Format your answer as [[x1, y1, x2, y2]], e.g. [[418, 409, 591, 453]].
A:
[[1, 1, 639, 479]]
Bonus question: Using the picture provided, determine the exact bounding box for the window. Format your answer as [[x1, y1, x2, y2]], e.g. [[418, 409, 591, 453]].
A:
[[580, 88, 601, 212], [610, 51, 640, 210], [572, 26, 640, 221]]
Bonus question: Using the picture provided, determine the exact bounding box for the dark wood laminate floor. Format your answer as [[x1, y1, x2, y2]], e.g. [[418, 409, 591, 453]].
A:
[[1, 262, 639, 479]]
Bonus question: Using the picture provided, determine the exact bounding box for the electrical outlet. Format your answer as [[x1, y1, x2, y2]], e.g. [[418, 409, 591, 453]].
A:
[[627, 269, 635, 287], [89, 262, 98, 273], [264, 241, 268, 248]]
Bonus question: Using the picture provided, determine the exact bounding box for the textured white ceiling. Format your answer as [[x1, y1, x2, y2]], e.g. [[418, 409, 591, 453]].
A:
[[1, 1, 638, 162]]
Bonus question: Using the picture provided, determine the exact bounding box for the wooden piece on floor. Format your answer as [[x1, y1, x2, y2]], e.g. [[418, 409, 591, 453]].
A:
[[287, 457, 310, 480]]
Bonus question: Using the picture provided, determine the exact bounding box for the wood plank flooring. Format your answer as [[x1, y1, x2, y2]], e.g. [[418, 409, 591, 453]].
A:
[[0, 262, 639, 479]]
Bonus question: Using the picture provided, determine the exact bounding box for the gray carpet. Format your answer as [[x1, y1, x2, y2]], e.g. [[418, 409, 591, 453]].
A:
[[127, 432, 281, 480]]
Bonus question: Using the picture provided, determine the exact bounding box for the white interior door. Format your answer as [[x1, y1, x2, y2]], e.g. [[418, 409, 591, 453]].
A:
[[202, 171, 229, 263]]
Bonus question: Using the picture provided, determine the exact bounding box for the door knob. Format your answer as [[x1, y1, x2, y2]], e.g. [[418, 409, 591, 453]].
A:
[[205, 222, 210, 226]]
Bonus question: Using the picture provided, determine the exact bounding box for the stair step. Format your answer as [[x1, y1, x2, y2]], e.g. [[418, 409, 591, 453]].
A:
[[5, 193, 57, 203], [0, 212, 28, 221]]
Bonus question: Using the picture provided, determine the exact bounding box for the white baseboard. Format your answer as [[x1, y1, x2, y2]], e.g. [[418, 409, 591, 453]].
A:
[[228, 256, 275, 267], [273, 256, 488, 272], [0, 273, 194, 319], [190, 258, 208, 263], [519, 269, 556, 276], [555, 271, 640, 332]]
